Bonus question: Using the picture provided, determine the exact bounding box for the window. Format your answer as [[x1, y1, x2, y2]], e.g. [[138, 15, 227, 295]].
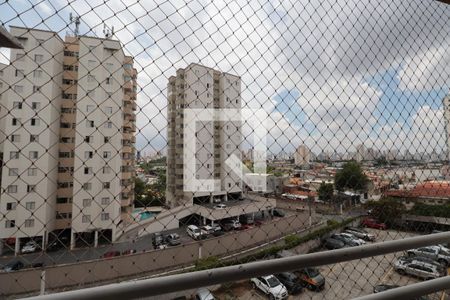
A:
[[15, 69, 24, 77], [101, 197, 110, 205], [33, 69, 43, 78], [33, 86, 41, 93], [31, 102, 40, 110], [103, 151, 111, 159], [30, 135, 38, 142], [101, 213, 110, 221], [87, 75, 96, 83], [24, 219, 35, 228], [86, 120, 94, 128], [84, 167, 92, 175], [104, 106, 113, 114], [5, 220, 15, 228], [34, 54, 43, 63], [106, 77, 112, 84], [13, 101, 22, 109], [123, 63, 132, 69], [12, 118, 20, 126], [29, 151, 38, 159], [31, 118, 40, 126], [27, 185, 36, 193], [105, 121, 113, 128], [10, 134, 20, 142], [25, 202, 35, 210], [85, 151, 93, 159], [28, 168, 37, 176], [82, 199, 91, 207], [14, 85, 23, 93], [104, 137, 110, 143], [82, 183, 92, 191], [10, 151, 19, 159], [16, 53, 25, 61], [103, 166, 111, 174], [6, 203, 17, 210], [103, 182, 110, 189], [82, 215, 91, 223], [86, 105, 95, 112], [7, 185, 17, 193], [9, 168, 18, 176], [85, 136, 93, 143]]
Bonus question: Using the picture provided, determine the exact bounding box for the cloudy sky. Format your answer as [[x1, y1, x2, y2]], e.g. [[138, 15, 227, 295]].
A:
[[1, 0, 449, 157]]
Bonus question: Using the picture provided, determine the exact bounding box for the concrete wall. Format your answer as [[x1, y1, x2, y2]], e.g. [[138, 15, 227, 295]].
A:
[[0, 214, 309, 297]]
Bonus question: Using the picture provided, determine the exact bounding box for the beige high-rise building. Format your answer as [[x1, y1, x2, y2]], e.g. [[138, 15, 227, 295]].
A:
[[0, 27, 136, 253], [166, 63, 242, 208], [294, 145, 311, 166]]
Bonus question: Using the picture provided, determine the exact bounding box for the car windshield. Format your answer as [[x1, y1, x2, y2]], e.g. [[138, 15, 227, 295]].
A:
[[266, 276, 280, 287], [306, 268, 320, 277], [193, 228, 200, 233]]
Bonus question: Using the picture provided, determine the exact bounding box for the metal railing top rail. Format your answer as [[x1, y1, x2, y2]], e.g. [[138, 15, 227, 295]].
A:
[[24, 231, 450, 300]]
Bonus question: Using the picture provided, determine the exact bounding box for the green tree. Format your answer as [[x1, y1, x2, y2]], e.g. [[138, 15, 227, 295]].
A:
[[318, 182, 334, 201], [334, 161, 368, 192], [365, 198, 406, 226]]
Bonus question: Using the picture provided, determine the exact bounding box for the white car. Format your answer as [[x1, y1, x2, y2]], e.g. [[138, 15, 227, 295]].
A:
[[194, 288, 215, 300], [251, 275, 288, 300], [213, 204, 227, 209], [22, 242, 38, 254]]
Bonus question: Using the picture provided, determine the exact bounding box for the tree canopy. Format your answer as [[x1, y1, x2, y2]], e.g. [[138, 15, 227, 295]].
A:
[[334, 161, 368, 192], [318, 182, 334, 201], [365, 198, 406, 226]]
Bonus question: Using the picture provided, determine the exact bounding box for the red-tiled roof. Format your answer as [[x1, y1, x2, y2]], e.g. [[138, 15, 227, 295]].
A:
[[385, 181, 450, 199]]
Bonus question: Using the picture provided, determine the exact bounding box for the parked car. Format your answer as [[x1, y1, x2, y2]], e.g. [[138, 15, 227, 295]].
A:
[[373, 284, 399, 293], [323, 237, 345, 250], [275, 272, 303, 295], [165, 233, 181, 246], [296, 268, 325, 291], [338, 232, 366, 245], [213, 204, 227, 209], [398, 256, 446, 273], [220, 219, 241, 231], [22, 242, 39, 254], [152, 232, 164, 248], [406, 246, 450, 266], [187, 225, 203, 240], [361, 218, 387, 230], [330, 233, 360, 247], [272, 209, 285, 217], [239, 214, 255, 225], [250, 275, 288, 299], [394, 259, 446, 280], [3, 260, 24, 272], [122, 249, 136, 255], [344, 227, 375, 241], [194, 288, 215, 300], [102, 251, 121, 259]]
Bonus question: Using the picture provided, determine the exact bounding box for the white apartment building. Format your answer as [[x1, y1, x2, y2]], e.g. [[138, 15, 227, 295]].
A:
[[0, 27, 136, 254], [166, 64, 242, 208]]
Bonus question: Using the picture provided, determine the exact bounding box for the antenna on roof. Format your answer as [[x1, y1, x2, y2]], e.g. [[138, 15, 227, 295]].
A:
[[103, 23, 114, 39], [69, 13, 81, 36]]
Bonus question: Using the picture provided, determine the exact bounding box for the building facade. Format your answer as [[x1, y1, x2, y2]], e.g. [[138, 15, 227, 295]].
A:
[[166, 63, 242, 208], [294, 145, 311, 166], [443, 93, 450, 161], [0, 27, 136, 253]]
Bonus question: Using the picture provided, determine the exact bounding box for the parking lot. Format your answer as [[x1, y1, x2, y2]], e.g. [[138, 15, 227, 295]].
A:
[[210, 228, 449, 300]]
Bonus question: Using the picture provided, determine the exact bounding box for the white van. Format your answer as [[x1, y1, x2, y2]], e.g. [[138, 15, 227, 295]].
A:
[[186, 225, 202, 240]]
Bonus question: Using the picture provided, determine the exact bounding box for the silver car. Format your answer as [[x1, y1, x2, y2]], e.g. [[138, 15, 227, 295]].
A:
[[406, 246, 450, 266], [394, 259, 445, 280]]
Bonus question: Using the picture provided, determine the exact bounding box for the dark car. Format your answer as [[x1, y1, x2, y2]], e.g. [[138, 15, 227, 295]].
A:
[[398, 255, 447, 273], [4, 260, 24, 272], [275, 272, 303, 295], [296, 268, 325, 291], [373, 284, 399, 293], [152, 232, 164, 248], [330, 233, 359, 247], [323, 237, 345, 250], [122, 249, 137, 255], [272, 209, 285, 217], [212, 230, 225, 237]]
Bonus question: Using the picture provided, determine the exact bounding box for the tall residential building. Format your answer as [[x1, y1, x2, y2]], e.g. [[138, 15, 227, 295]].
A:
[[0, 27, 136, 253], [166, 63, 242, 208], [443, 93, 450, 161], [294, 145, 311, 166]]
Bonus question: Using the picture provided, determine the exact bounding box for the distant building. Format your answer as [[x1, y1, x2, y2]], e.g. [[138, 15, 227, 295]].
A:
[[294, 145, 311, 166], [443, 93, 450, 161]]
